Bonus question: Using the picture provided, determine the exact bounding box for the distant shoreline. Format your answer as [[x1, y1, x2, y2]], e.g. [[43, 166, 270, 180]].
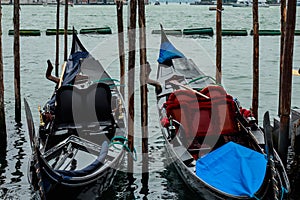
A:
[[1, 2, 281, 6]]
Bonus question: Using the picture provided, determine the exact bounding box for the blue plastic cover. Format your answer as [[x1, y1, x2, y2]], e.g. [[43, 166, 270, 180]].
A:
[[196, 141, 267, 197]]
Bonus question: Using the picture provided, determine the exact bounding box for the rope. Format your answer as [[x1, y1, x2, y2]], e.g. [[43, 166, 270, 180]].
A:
[[92, 78, 120, 83], [187, 75, 216, 85], [109, 136, 137, 161]]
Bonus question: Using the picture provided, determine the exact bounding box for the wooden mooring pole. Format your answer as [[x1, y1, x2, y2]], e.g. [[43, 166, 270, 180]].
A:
[[55, 0, 60, 77], [13, 0, 21, 123], [127, 0, 137, 181], [138, 0, 149, 189], [215, 0, 222, 84], [252, 0, 259, 121], [116, 0, 125, 98], [64, 0, 68, 61], [278, 0, 287, 116], [0, 2, 6, 135], [279, 0, 297, 166]]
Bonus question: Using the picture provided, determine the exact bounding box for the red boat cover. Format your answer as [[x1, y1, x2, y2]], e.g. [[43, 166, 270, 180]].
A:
[[164, 85, 239, 140]]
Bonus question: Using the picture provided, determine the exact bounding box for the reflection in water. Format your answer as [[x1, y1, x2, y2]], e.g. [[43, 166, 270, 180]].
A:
[[0, 135, 7, 187], [10, 125, 26, 184], [159, 149, 200, 200]]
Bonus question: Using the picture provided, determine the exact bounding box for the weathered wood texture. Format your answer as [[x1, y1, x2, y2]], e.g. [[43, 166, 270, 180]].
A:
[[14, 0, 21, 123], [215, 0, 222, 84], [252, 0, 259, 121], [0, 1, 6, 134], [279, 0, 297, 166]]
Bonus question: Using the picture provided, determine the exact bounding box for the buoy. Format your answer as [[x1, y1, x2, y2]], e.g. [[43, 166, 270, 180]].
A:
[[294, 30, 300, 35], [79, 27, 112, 34], [151, 29, 182, 35], [222, 29, 248, 36], [250, 30, 281, 36], [183, 27, 213, 36], [46, 29, 77, 35], [9, 29, 41, 36]]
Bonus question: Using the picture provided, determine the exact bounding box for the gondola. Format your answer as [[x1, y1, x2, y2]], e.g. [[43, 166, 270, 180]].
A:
[[24, 32, 129, 199], [152, 25, 290, 199]]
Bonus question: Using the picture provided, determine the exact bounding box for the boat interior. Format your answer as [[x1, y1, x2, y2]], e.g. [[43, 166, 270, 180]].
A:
[[157, 58, 263, 164], [38, 81, 127, 176]]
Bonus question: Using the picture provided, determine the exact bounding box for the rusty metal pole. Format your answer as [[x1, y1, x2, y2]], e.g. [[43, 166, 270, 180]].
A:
[[64, 0, 68, 61], [13, 0, 21, 123], [279, 0, 297, 167], [55, 0, 60, 77], [215, 0, 222, 84], [138, 0, 149, 189], [278, 0, 287, 116], [116, 0, 125, 98], [127, 0, 137, 181], [252, 0, 259, 121], [0, 1, 6, 135]]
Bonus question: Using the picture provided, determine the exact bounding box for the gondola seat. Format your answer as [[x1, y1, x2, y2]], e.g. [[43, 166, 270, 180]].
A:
[[164, 85, 239, 150], [54, 83, 115, 136]]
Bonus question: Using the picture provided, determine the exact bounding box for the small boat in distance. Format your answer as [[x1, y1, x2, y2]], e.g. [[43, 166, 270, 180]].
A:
[[232, 0, 269, 7], [152, 25, 290, 200], [25, 32, 129, 199]]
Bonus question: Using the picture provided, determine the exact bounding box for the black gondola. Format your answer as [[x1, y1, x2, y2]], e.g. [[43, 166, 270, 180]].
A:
[[24, 32, 129, 199], [152, 25, 290, 199]]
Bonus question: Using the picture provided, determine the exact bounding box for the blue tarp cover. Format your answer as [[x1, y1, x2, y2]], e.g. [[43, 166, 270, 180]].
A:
[[196, 141, 267, 197]]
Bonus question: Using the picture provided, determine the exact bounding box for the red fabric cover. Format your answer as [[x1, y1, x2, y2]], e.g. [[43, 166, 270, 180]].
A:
[[240, 108, 252, 118], [164, 85, 238, 140], [161, 117, 170, 127]]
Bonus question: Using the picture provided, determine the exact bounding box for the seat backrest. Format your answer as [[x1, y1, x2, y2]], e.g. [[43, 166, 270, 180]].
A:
[[85, 83, 114, 123], [165, 85, 238, 141], [54, 83, 114, 129], [54, 85, 83, 127]]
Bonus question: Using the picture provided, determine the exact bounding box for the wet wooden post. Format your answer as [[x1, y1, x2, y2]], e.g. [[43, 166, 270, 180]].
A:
[[14, 0, 21, 123], [0, 2, 6, 135], [215, 0, 222, 84], [116, 0, 125, 98], [252, 0, 259, 121], [278, 0, 287, 116], [127, 0, 137, 181], [64, 0, 68, 61], [279, 0, 297, 166], [55, 0, 60, 77], [138, 0, 149, 188]]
